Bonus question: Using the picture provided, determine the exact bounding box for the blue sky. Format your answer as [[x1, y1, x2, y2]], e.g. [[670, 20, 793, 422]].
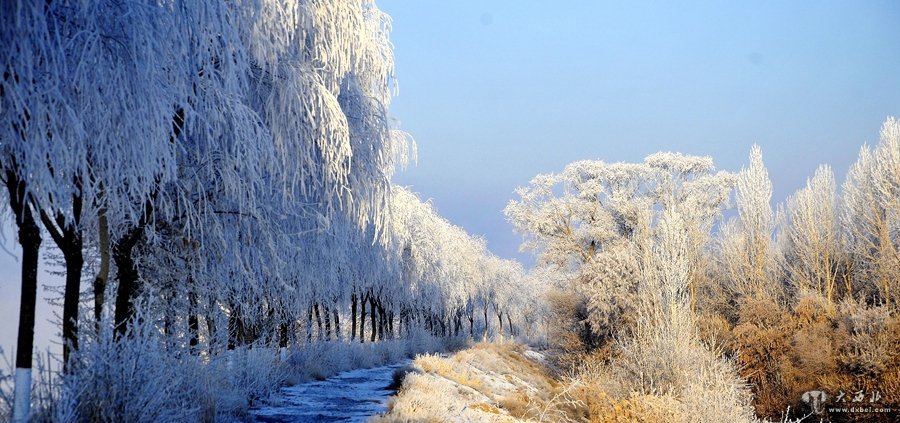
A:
[[379, 0, 900, 264]]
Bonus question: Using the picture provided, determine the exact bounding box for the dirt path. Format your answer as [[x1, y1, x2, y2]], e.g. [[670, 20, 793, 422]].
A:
[[249, 360, 411, 422]]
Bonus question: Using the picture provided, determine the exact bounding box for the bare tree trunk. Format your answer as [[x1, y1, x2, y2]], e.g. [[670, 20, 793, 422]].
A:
[[113, 198, 153, 338], [377, 301, 386, 341], [306, 305, 313, 343], [359, 294, 367, 343], [93, 207, 110, 323], [323, 304, 332, 340], [483, 307, 489, 341], [188, 292, 200, 354], [351, 293, 357, 341], [387, 311, 394, 339], [206, 303, 218, 356], [5, 169, 41, 423], [369, 295, 377, 342], [60, 235, 82, 362], [228, 304, 244, 350], [332, 306, 341, 341], [31, 176, 85, 369], [279, 322, 289, 348], [314, 303, 324, 341]]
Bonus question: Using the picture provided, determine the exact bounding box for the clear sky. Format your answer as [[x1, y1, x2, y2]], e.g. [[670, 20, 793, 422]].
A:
[[378, 0, 900, 264]]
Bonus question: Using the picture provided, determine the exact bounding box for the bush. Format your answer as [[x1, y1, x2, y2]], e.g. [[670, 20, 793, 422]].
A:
[[56, 316, 204, 422], [728, 291, 900, 421]]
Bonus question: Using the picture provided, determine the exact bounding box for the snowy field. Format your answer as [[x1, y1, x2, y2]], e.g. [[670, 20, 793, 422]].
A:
[[250, 360, 411, 422]]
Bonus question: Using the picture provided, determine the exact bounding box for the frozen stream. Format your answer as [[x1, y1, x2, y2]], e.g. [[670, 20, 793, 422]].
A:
[[249, 360, 411, 422]]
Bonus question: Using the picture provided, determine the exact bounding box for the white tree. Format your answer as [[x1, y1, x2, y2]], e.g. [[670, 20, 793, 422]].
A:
[[841, 117, 900, 308], [784, 165, 841, 302], [719, 145, 780, 300], [506, 153, 733, 338]]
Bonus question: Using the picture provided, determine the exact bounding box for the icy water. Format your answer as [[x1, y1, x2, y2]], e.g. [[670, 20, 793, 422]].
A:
[[249, 360, 411, 422]]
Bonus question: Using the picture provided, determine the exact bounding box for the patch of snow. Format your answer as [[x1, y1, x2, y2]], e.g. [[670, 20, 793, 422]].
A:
[[523, 350, 546, 363], [250, 360, 411, 422]]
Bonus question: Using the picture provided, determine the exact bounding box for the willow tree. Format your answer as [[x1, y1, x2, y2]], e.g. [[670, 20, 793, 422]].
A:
[[49, 0, 189, 338], [2, 0, 412, 419], [1, 2, 83, 420]]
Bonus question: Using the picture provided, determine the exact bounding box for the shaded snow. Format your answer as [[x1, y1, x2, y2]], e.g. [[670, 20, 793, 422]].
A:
[[249, 360, 411, 422]]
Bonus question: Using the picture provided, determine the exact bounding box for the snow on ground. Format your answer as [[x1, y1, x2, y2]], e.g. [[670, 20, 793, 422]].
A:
[[375, 343, 560, 422], [249, 360, 412, 422]]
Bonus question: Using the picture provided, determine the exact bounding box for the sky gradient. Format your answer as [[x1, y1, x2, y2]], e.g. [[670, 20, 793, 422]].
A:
[[379, 0, 900, 264]]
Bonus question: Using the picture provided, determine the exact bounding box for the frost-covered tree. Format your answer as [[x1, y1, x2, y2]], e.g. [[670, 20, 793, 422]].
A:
[[719, 145, 780, 300], [1, 0, 416, 418], [842, 117, 900, 308], [1, 3, 84, 419], [506, 153, 733, 338], [784, 165, 842, 302]]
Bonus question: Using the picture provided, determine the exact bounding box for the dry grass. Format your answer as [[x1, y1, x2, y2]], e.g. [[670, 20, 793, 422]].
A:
[[375, 342, 564, 422], [378, 339, 757, 423], [380, 292, 899, 423], [723, 292, 900, 421]]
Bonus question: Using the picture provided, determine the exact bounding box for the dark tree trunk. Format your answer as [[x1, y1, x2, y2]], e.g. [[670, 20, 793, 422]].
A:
[[228, 304, 245, 350], [5, 170, 41, 372], [369, 296, 377, 342], [113, 234, 140, 337], [403, 309, 409, 337], [279, 322, 289, 348], [163, 293, 172, 337], [112, 198, 153, 338], [332, 306, 341, 341], [323, 304, 332, 340], [483, 307, 489, 341], [377, 301, 386, 341], [314, 303, 324, 341], [60, 240, 82, 365], [306, 305, 313, 343], [206, 314, 217, 355], [350, 293, 357, 341], [93, 208, 109, 323], [37, 182, 84, 368], [359, 295, 367, 343], [188, 292, 200, 354], [387, 311, 394, 339]]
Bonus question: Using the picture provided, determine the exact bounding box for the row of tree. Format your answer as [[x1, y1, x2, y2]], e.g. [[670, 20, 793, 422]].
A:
[[1, 1, 535, 422]]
